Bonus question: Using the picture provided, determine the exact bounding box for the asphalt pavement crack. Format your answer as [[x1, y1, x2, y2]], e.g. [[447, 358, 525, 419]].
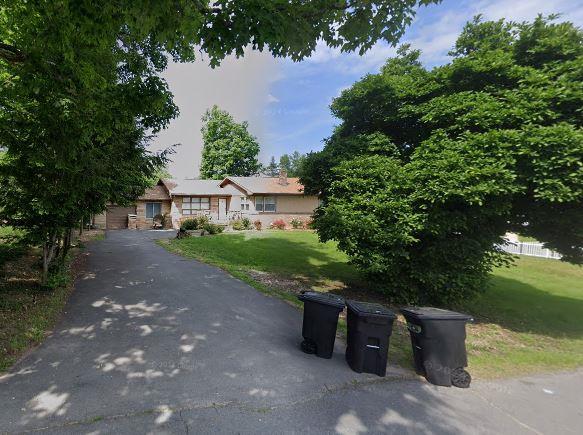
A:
[[178, 409, 189, 435]]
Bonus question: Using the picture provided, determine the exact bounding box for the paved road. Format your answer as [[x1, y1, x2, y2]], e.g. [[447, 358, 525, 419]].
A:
[[1, 230, 581, 434]]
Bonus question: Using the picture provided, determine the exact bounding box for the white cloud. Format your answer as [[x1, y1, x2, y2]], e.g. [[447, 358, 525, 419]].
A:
[[407, 0, 583, 66], [150, 49, 280, 179], [478, 0, 583, 23], [286, 40, 397, 78], [267, 93, 279, 103]]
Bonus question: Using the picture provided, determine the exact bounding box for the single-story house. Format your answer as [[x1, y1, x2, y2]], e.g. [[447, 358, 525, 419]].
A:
[[94, 171, 319, 230]]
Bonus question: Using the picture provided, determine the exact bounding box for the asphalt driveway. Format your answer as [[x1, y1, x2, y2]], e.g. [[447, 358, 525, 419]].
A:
[[0, 230, 581, 434]]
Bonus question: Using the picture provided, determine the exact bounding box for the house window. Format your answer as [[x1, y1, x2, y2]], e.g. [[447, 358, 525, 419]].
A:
[[255, 196, 276, 212], [145, 202, 162, 219], [182, 197, 210, 215], [240, 196, 250, 211]]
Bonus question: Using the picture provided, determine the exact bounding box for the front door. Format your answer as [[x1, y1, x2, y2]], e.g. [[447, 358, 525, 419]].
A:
[[218, 198, 227, 220]]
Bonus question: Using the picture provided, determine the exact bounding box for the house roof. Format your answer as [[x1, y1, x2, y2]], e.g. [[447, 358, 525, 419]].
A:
[[168, 179, 239, 196], [220, 176, 305, 195], [138, 184, 171, 201]]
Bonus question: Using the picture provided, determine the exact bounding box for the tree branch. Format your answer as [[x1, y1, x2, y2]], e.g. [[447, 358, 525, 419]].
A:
[[0, 42, 26, 63]]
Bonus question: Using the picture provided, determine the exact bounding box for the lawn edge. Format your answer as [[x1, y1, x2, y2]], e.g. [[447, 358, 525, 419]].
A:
[[156, 238, 413, 369]]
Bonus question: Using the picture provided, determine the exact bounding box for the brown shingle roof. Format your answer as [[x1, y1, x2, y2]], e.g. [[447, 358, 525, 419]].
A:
[[220, 177, 306, 195]]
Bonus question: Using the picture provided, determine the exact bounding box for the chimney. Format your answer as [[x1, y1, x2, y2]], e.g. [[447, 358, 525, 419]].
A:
[[278, 169, 288, 185]]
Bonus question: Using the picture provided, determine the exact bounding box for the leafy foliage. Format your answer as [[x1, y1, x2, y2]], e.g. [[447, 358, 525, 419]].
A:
[[290, 218, 305, 229], [231, 220, 246, 231], [262, 156, 280, 177], [199, 106, 261, 179], [263, 151, 307, 177], [180, 216, 209, 231], [241, 217, 252, 230], [279, 151, 307, 177], [0, 0, 438, 281], [270, 219, 287, 230], [302, 16, 583, 304], [203, 223, 224, 235]]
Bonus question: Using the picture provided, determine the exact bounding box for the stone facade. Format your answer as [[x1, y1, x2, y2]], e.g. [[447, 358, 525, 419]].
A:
[[96, 177, 319, 230], [135, 199, 172, 230]]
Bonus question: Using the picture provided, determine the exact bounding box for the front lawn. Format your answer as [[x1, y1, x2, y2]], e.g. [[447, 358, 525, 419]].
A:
[[161, 231, 583, 379]]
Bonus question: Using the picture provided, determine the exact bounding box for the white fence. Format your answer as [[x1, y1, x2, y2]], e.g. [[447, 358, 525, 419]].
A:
[[499, 241, 562, 259]]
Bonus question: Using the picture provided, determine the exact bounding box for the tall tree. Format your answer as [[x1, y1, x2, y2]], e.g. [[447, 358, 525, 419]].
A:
[[263, 156, 280, 177], [279, 154, 292, 174], [302, 16, 583, 304], [199, 106, 261, 179], [279, 152, 307, 177], [0, 0, 438, 281]]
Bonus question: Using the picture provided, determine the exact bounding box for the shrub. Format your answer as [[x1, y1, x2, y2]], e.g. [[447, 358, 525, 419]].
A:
[[253, 220, 262, 231], [270, 219, 286, 230], [304, 218, 314, 229], [180, 218, 198, 231], [181, 215, 209, 230], [44, 260, 71, 290], [195, 215, 210, 229], [231, 219, 245, 231], [290, 218, 304, 229], [241, 217, 252, 230], [203, 223, 224, 235], [302, 17, 583, 304]]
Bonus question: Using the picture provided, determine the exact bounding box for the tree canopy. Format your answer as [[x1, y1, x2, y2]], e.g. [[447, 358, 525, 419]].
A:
[[301, 15, 583, 304], [0, 0, 436, 281], [280, 151, 307, 177], [263, 152, 307, 177], [263, 156, 280, 177], [199, 106, 261, 179]]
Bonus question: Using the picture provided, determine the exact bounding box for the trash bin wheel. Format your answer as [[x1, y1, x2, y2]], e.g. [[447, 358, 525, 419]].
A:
[[300, 339, 317, 354], [451, 367, 471, 388]]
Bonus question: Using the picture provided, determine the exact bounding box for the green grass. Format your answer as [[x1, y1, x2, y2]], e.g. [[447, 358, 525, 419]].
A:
[[462, 256, 583, 377], [161, 231, 583, 378], [517, 235, 539, 243], [162, 230, 358, 289]]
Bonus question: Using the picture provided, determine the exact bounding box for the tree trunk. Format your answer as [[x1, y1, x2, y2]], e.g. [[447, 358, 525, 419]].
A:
[[42, 243, 49, 285], [42, 231, 58, 285], [62, 228, 72, 259]]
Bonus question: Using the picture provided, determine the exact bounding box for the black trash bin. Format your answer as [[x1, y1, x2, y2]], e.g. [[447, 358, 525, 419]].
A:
[[345, 300, 396, 377], [298, 291, 345, 359], [401, 307, 473, 388]]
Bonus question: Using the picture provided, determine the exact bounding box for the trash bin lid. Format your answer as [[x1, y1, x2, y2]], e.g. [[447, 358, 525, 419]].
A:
[[346, 300, 396, 319], [298, 291, 345, 309], [400, 307, 473, 321]]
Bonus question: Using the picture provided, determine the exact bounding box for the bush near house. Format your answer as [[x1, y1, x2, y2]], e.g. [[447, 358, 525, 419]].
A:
[[290, 218, 304, 229], [231, 220, 245, 231], [270, 219, 286, 230], [253, 220, 262, 231], [180, 216, 209, 231], [203, 223, 224, 235]]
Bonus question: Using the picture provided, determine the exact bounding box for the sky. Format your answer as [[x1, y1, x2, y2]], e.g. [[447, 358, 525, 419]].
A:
[[151, 0, 583, 179]]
